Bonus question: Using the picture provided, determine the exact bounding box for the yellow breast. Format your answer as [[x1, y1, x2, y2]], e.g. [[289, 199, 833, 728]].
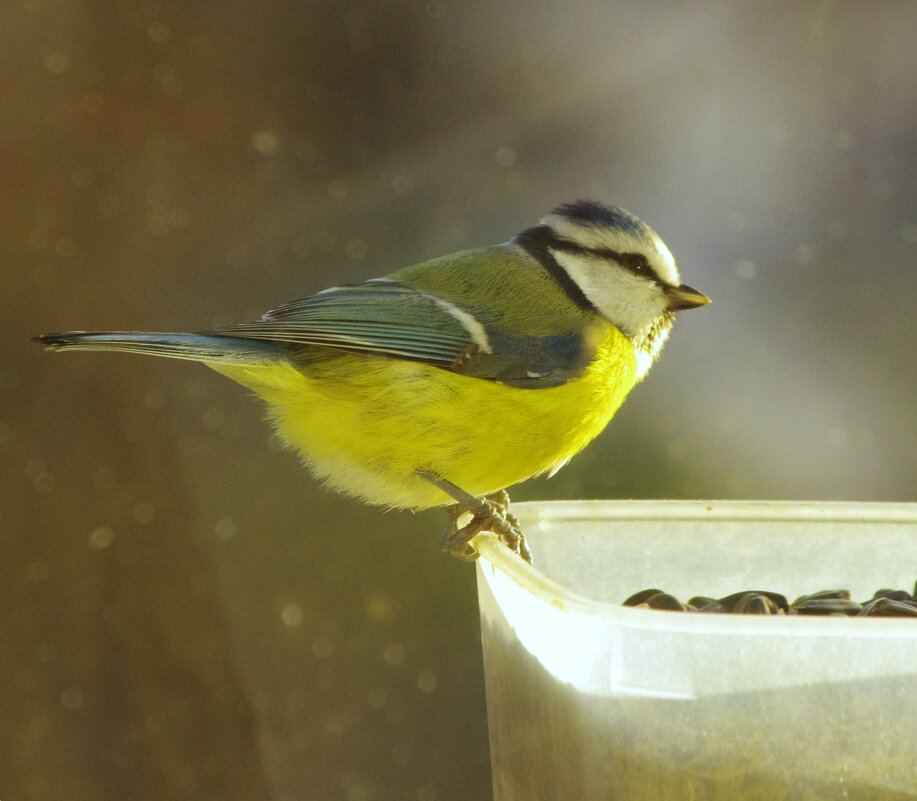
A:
[[210, 322, 638, 509]]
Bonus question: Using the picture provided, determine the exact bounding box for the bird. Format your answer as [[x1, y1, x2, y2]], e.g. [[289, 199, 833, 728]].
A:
[[35, 200, 709, 563]]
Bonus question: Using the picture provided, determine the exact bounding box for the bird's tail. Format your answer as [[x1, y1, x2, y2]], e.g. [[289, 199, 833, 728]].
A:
[[33, 331, 285, 365]]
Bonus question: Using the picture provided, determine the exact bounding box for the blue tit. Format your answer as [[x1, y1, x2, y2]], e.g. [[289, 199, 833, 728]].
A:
[[36, 200, 709, 562]]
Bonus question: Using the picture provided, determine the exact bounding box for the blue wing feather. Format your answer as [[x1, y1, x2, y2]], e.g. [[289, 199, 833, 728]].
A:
[[209, 279, 593, 386], [215, 281, 471, 366]]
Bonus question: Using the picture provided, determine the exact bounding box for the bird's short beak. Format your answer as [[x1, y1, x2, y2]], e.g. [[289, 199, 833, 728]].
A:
[[666, 283, 711, 311]]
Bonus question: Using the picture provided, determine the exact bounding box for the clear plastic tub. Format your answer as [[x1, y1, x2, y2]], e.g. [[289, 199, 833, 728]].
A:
[[474, 500, 917, 801]]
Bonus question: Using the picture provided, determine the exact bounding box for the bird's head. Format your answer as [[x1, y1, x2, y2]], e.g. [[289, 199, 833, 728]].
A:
[[517, 200, 710, 377]]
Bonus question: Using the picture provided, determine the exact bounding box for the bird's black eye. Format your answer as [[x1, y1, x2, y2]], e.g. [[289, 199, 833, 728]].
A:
[[622, 253, 650, 274]]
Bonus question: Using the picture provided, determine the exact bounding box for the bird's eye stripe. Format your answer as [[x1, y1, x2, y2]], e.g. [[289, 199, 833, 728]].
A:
[[546, 239, 662, 283]]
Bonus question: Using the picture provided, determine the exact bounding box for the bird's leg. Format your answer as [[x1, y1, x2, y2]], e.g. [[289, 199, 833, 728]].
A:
[[415, 469, 533, 564]]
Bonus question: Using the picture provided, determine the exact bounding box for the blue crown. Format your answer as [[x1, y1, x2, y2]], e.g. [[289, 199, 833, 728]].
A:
[[552, 200, 648, 239]]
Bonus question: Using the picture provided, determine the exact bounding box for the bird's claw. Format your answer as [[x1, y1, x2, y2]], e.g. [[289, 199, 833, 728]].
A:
[[415, 468, 533, 564], [436, 486, 532, 564]]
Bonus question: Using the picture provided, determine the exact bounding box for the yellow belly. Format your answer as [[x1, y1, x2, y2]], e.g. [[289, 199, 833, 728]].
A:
[[210, 324, 638, 509]]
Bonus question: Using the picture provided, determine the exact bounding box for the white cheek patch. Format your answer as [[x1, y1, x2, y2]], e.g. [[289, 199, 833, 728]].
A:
[[551, 250, 668, 336]]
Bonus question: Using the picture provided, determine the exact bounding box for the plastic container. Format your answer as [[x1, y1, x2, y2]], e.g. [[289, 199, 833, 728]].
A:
[[474, 500, 917, 801]]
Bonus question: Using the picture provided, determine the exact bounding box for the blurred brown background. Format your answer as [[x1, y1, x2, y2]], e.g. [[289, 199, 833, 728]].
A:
[[3, 1, 916, 799]]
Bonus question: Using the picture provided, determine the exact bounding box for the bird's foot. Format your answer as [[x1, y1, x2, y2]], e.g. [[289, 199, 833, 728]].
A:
[[416, 469, 533, 564]]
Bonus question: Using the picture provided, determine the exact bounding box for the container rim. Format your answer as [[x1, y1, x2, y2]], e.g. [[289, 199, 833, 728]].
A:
[[509, 498, 917, 524], [474, 499, 917, 638]]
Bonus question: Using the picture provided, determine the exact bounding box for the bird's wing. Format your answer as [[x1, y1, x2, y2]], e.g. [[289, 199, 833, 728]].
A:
[[211, 278, 594, 388]]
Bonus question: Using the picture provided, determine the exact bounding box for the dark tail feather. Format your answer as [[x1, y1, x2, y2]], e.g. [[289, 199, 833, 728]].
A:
[[33, 331, 285, 364]]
